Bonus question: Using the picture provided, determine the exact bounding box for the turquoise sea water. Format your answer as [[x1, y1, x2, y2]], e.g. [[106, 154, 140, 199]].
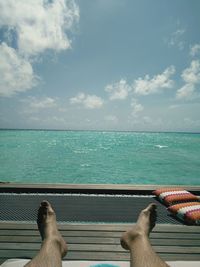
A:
[[0, 130, 200, 185]]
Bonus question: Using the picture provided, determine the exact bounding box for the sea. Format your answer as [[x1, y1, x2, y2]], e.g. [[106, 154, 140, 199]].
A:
[[0, 130, 200, 185]]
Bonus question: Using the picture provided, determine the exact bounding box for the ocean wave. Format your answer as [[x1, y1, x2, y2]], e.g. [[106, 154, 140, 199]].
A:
[[80, 164, 91, 167], [155, 145, 168, 148]]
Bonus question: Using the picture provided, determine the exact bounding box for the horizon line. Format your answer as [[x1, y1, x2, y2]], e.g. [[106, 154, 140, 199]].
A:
[[0, 128, 199, 134]]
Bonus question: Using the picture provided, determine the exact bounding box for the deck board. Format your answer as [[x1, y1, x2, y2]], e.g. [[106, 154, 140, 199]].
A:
[[0, 222, 200, 264]]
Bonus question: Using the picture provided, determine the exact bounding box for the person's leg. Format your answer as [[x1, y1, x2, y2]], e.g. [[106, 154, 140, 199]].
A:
[[121, 204, 170, 267], [25, 201, 67, 267]]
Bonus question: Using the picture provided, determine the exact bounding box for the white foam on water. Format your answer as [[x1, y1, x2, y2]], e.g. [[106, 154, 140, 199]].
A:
[[155, 145, 168, 148]]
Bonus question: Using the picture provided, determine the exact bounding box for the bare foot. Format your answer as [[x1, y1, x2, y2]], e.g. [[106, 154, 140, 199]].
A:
[[37, 200, 68, 257], [120, 203, 157, 250]]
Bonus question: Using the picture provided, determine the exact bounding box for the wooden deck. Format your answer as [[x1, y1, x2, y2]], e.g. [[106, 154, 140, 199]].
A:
[[0, 222, 200, 264], [0, 183, 200, 264]]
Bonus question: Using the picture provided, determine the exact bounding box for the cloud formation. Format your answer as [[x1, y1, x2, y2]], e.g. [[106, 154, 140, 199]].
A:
[[0, 0, 79, 56], [181, 60, 200, 84], [102, 65, 176, 120], [133, 66, 175, 95], [0, 43, 38, 97], [0, 0, 79, 97], [167, 28, 185, 50], [131, 98, 144, 117], [29, 97, 57, 110], [21, 96, 57, 113], [70, 93, 104, 109], [176, 84, 195, 100], [105, 79, 131, 100], [176, 60, 200, 100], [190, 44, 200, 57]]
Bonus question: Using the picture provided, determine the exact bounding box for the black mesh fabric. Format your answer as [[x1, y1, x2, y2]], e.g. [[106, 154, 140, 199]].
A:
[[0, 193, 180, 224]]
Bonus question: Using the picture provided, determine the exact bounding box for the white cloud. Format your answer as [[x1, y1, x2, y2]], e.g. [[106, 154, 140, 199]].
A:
[[131, 98, 144, 117], [0, 43, 38, 97], [21, 96, 57, 112], [176, 84, 195, 100], [165, 28, 185, 50], [105, 79, 131, 100], [30, 97, 57, 109], [70, 93, 85, 104], [170, 29, 185, 49], [133, 66, 175, 95], [190, 44, 200, 57], [0, 0, 79, 97], [84, 95, 104, 109], [0, 0, 79, 57], [70, 93, 104, 109], [176, 60, 200, 100], [181, 60, 200, 84]]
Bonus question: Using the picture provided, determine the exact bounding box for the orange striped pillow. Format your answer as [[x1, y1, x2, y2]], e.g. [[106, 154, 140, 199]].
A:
[[153, 188, 199, 206], [168, 202, 200, 225]]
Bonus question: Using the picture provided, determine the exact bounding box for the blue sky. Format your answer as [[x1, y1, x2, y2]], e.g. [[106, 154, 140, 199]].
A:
[[0, 0, 200, 132]]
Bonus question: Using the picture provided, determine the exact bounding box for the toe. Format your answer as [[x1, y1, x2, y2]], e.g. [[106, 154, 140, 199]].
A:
[[40, 200, 55, 215], [41, 200, 50, 207], [146, 203, 157, 212]]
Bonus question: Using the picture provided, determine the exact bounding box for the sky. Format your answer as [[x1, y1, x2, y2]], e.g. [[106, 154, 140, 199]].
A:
[[0, 0, 200, 132]]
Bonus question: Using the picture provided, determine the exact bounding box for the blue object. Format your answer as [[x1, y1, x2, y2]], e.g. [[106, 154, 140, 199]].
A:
[[90, 264, 119, 267]]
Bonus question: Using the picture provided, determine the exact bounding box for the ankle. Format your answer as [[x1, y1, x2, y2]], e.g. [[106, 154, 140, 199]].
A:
[[121, 226, 148, 250], [42, 235, 67, 257]]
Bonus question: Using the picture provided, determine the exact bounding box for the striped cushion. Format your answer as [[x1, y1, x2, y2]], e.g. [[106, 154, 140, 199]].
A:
[[153, 188, 199, 206], [168, 202, 200, 225]]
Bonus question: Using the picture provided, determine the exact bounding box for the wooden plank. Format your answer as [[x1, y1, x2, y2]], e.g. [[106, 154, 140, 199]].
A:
[[1, 183, 200, 192], [1, 222, 199, 233], [53, 251, 200, 261], [0, 251, 200, 263], [1, 242, 200, 255], [1, 250, 200, 262], [0, 250, 40, 259], [0, 222, 200, 233], [1, 235, 200, 246], [1, 229, 200, 240], [0, 250, 128, 261], [0, 229, 199, 241]]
